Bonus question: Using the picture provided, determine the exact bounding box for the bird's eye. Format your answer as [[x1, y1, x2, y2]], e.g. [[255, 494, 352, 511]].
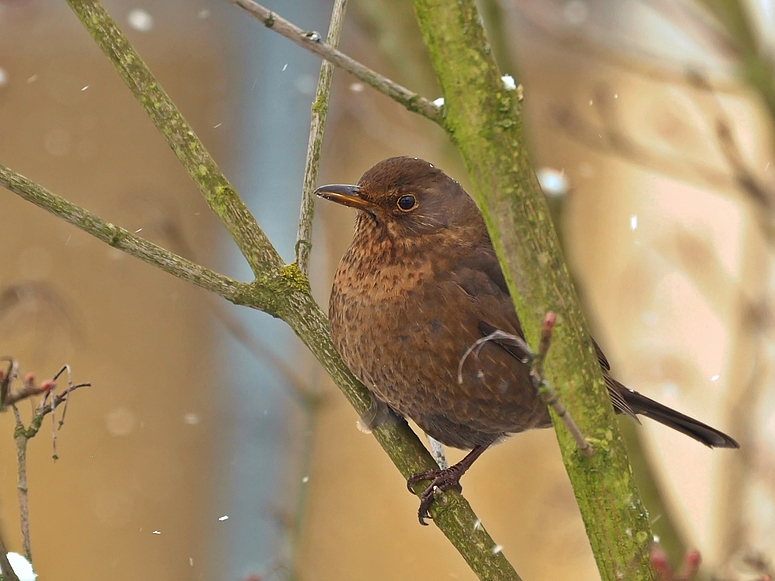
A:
[[396, 195, 417, 212]]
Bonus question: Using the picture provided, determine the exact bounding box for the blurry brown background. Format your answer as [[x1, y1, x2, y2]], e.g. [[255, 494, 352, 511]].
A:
[[0, 0, 773, 580]]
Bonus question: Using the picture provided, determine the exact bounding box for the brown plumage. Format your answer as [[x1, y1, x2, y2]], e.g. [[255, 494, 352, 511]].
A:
[[316, 156, 739, 524]]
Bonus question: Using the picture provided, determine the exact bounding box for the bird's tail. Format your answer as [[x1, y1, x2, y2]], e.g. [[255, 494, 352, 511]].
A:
[[618, 384, 739, 449]]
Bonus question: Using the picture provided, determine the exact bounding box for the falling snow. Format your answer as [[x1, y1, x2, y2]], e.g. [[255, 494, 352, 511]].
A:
[[128, 9, 154, 32], [536, 167, 569, 196]]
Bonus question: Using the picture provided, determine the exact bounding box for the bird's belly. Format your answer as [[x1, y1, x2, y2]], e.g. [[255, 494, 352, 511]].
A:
[[330, 277, 550, 449]]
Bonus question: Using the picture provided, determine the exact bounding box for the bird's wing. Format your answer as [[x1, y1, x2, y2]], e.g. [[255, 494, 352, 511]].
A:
[[451, 243, 640, 419], [448, 245, 525, 338]]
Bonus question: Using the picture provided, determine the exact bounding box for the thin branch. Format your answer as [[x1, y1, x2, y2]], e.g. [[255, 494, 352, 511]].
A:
[[226, 0, 442, 124], [531, 313, 593, 456], [10, 368, 89, 561], [12, 405, 31, 562], [296, 0, 348, 276], [0, 164, 253, 306], [65, 0, 282, 277]]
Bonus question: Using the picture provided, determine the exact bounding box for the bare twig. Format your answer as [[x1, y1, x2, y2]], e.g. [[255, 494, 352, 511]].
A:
[[12, 405, 31, 562], [226, 0, 442, 123], [296, 0, 348, 276], [531, 313, 593, 456], [7, 362, 90, 560]]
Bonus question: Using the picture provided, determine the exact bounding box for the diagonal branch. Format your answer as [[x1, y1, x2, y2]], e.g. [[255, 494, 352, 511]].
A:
[[65, 0, 282, 277], [226, 0, 442, 124], [296, 0, 348, 276]]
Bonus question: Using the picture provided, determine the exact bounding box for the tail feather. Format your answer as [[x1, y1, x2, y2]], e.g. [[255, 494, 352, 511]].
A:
[[618, 385, 739, 449]]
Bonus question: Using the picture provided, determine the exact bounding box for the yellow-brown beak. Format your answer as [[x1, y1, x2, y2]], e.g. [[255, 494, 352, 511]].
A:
[[314, 184, 379, 213]]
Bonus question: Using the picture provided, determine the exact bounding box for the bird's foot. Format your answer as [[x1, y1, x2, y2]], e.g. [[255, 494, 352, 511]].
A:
[[406, 444, 489, 525], [406, 465, 465, 526]]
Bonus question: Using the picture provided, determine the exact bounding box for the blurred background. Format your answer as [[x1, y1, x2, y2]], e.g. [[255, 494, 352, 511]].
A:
[[0, 0, 773, 579]]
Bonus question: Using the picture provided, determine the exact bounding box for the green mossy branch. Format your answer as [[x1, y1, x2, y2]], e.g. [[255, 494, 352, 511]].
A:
[[410, 1, 656, 579]]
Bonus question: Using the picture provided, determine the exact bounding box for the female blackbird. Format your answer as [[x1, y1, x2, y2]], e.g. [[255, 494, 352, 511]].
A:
[[316, 156, 739, 524]]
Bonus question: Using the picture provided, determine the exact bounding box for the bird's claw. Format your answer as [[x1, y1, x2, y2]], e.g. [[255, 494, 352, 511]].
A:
[[406, 467, 464, 526]]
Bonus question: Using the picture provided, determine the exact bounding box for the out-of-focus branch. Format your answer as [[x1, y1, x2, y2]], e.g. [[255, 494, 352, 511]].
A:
[[513, 1, 738, 92], [225, 0, 442, 123], [549, 96, 735, 193], [296, 0, 348, 276], [693, 0, 775, 133]]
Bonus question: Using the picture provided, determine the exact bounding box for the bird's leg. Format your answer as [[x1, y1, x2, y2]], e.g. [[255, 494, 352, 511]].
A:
[[407, 443, 490, 525]]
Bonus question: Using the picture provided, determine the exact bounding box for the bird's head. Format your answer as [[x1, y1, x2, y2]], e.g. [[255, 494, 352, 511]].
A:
[[315, 157, 481, 238]]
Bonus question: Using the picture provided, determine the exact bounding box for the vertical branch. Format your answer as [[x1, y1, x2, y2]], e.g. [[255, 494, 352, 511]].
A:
[[295, 0, 348, 275], [11, 407, 31, 562], [409, 0, 656, 579]]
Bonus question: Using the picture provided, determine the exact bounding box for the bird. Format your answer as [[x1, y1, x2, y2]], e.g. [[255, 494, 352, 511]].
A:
[[315, 156, 739, 525]]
